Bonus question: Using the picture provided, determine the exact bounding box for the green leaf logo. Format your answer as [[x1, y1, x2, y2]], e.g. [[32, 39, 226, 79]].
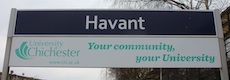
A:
[[15, 42, 32, 60]]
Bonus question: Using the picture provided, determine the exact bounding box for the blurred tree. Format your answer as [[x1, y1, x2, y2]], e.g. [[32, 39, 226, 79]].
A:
[[108, 68, 160, 80], [106, 0, 229, 80], [109, 0, 229, 10]]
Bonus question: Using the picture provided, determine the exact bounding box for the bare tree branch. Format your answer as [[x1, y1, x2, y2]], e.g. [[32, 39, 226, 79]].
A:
[[190, 0, 193, 9], [195, 1, 202, 9], [204, 0, 209, 10]]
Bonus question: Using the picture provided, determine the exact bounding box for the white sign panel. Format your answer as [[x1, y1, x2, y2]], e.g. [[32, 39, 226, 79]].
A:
[[9, 37, 221, 68]]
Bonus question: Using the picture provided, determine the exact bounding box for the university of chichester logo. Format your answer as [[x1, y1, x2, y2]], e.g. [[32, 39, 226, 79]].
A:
[[15, 41, 79, 60], [15, 42, 32, 60]]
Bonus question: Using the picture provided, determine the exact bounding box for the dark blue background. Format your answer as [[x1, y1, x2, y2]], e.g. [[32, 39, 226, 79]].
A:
[[15, 10, 216, 35]]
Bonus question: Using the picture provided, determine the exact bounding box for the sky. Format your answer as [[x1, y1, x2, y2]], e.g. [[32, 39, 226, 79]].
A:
[[0, 0, 112, 80]]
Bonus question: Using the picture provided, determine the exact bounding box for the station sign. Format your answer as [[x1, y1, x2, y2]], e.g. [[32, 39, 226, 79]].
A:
[[8, 9, 222, 68]]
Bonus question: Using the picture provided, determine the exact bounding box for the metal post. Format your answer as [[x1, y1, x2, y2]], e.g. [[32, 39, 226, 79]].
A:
[[160, 68, 162, 80], [2, 37, 12, 80], [1, 8, 17, 80], [219, 38, 229, 80], [214, 9, 230, 80]]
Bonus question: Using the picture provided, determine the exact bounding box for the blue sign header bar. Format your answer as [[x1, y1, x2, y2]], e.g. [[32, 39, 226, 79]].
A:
[[14, 10, 216, 35]]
